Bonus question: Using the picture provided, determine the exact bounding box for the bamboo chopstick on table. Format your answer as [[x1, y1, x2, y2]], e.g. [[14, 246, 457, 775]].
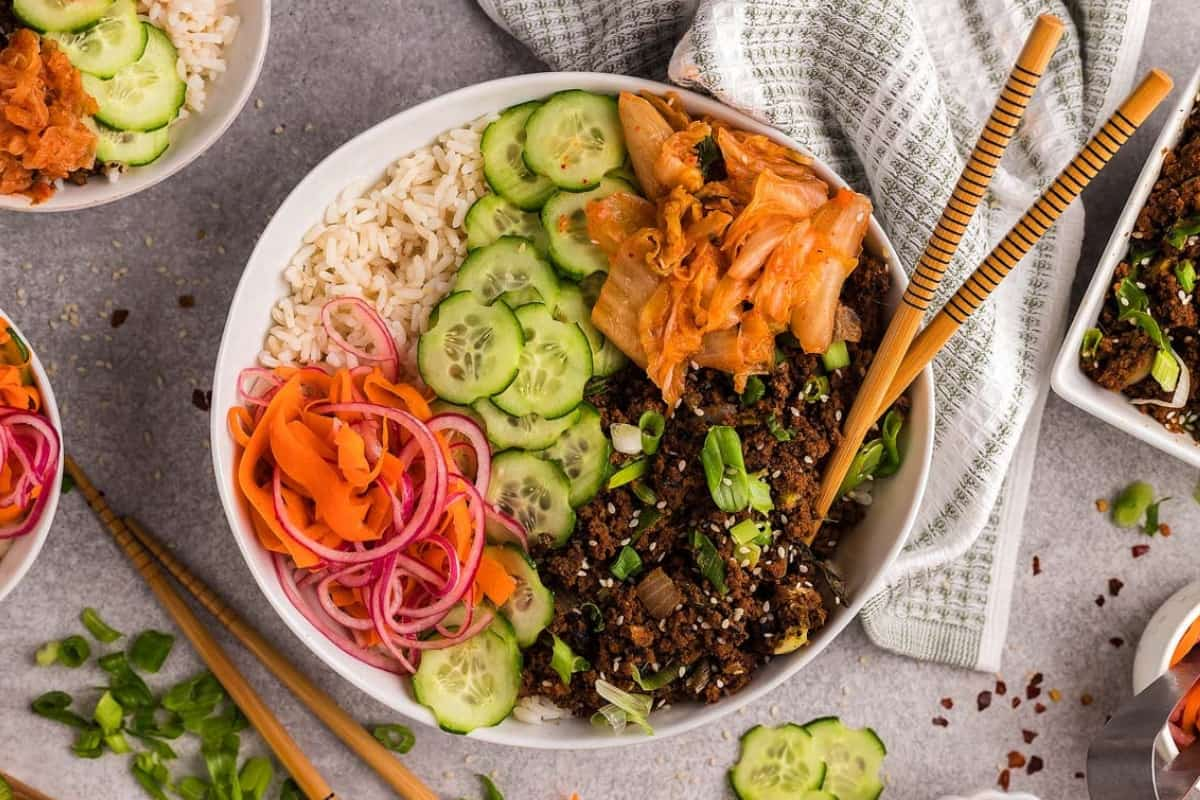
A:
[[808, 13, 1065, 538], [873, 68, 1175, 413], [0, 771, 57, 800], [63, 456, 339, 800], [120, 516, 439, 800]]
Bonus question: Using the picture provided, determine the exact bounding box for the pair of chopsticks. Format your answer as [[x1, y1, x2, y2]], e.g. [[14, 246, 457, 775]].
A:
[[812, 14, 1175, 530], [63, 457, 438, 800], [1, 771, 57, 800]]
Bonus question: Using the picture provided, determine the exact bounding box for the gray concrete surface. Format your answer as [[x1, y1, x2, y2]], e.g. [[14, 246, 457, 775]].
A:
[[0, 2, 1196, 798]]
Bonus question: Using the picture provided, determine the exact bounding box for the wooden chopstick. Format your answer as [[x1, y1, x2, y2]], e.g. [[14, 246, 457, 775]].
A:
[[121, 516, 439, 800], [63, 457, 338, 800], [873, 68, 1174, 413], [1, 771, 57, 800], [809, 14, 1065, 537]]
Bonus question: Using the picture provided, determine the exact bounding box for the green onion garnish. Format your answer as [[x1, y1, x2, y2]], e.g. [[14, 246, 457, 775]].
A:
[[129, 630, 175, 674], [201, 731, 241, 799], [875, 409, 905, 479], [765, 415, 794, 442], [72, 728, 104, 759], [630, 480, 657, 506], [839, 441, 884, 497], [580, 602, 605, 632], [631, 663, 680, 691], [739, 376, 766, 405], [1144, 497, 1169, 536], [610, 546, 643, 581], [549, 634, 591, 686], [730, 519, 772, 547], [35, 641, 60, 667], [607, 458, 647, 490], [131, 752, 171, 800], [1152, 349, 1181, 392], [1112, 481, 1154, 528], [1177, 259, 1197, 293], [93, 691, 123, 735], [1080, 327, 1103, 360], [80, 607, 123, 643], [700, 426, 751, 512], [821, 340, 850, 371], [690, 530, 728, 594], [99, 652, 156, 711], [174, 777, 211, 800], [748, 472, 774, 514], [1167, 216, 1200, 250], [592, 679, 653, 735], [638, 410, 666, 455], [279, 779, 303, 800], [735, 542, 762, 568], [55, 635, 90, 668], [1128, 243, 1158, 267], [371, 724, 415, 754], [802, 375, 830, 403], [31, 690, 89, 729], [238, 755, 274, 800], [478, 773, 506, 800]]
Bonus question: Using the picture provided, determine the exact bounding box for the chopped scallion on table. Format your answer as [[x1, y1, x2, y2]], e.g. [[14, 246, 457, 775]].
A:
[[370, 724, 415, 754], [80, 607, 123, 643], [129, 630, 175, 674], [1112, 481, 1154, 528]]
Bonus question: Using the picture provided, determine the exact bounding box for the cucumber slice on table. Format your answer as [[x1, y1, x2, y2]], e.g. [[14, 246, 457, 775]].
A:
[[453, 236, 559, 310], [804, 717, 887, 800], [729, 724, 827, 800], [465, 194, 549, 256], [486, 450, 576, 547], [537, 402, 610, 508], [542, 177, 633, 280], [492, 303, 592, 419], [82, 24, 186, 132], [552, 283, 627, 377], [523, 90, 626, 191], [418, 292, 524, 405], [412, 612, 521, 734], [486, 545, 554, 648], [89, 120, 170, 166], [13, 0, 113, 32], [46, 0, 146, 78], [481, 101, 556, 210], [472, 398, 579, 452]]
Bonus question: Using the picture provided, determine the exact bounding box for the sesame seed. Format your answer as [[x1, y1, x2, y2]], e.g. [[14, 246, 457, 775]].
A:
[[678, 460, 687, 471], [607, 502, 616, 514]]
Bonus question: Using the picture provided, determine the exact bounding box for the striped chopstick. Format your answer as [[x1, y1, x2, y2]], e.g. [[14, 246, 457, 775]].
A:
[[809, 14, 1065, 538], [121, 516, 439, 800], [1, 771, 57, 800], [874, 68, 1174, 413], [64, 457, 339, 800]]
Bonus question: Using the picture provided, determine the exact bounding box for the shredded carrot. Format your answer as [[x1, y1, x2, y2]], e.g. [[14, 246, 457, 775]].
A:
[[1170, 615, 1200, 741], [476, 553, 517, 607]]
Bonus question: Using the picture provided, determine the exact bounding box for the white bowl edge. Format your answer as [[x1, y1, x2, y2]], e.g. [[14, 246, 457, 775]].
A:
[[209, 72, 936, 750], [1132, 580, 1200, 763], [1051, 63, 1200, 467]]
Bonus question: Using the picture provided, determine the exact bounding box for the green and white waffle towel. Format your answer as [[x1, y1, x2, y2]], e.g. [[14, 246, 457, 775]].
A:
[[478, 0, 1150, 672]]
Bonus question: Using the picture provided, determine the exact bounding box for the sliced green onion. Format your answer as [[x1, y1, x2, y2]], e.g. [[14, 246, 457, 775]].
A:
[[279, 779, 303, 800], [631, 507, 661, 542], [49, 635, 90, 668], [1117, 276, 1150, 313], [584, 376, 610, 397], [638, 410, 666, 455], [94, 690, 123, 735], [201, 732, 241, 800], [1080, 327, 1103, 360], [700, 426, 750, 512], [739, 376, 766, 405], [765, 415, 793, 442], [60, 473, 75, 494], [129, 630, 175, 673], [129, 707, 184, 740], [631, 663, 680, 691], [478, 774, 505, 800], [99, 652, 156, 711], [730, 519, 771, 547], [610, 422, 643, 455], [72, 728, 104, 759], [610, 546, 643, 581], [174, 777, 211, 800], [690, 530, 727, 595], [1129, 243, 1158, 267], [822, 340, 850, 371], [839, 440, 884, 497], [802, 375, 830, 403], [163, 671, 225, 720], [0, 776, 10, 800], [874, 409, 905, 479], [35, 641, 60, 666], [130, 734, 177, 761], [1112, 481, 1154, 528], [593, 679, 653, 735], [607, 458, 647, 490], [630, 480, 657, 506], [1152, 348, 1181, 392], [580, 602, 605, 632], [105, 732, 131, 754], [81, 607, 123, 643], [748, 473, 773, 514], [550, 634, 591, 686], [1167, 216, 1200, 249], [239, 756, 274, 800], [131, 752, 170, 800], [734, 542, 762, 568], [32, 691, 90, 730], [371, 724, 415, 754], [1177, 259, 1197, 293], [1145, 497, 1170, 535]]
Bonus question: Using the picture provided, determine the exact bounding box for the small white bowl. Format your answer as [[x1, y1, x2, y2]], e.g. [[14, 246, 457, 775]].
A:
[[1052, 64, 1200, 466], [1132, 580, 1200, 762], [0, 312, 65, 603], [0, 1, 270, 213]]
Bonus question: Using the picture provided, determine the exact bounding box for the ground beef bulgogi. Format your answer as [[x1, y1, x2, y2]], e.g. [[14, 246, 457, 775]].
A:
[[1082, 100, 1200, 438], [519, 249, 906, 717]]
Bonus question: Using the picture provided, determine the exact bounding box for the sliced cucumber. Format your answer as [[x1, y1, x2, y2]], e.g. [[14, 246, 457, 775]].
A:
[[90, 120, 170, 166], [537, 403, 610, 508], [523, 91, 626, 191], [485, 450, 576, 547], [492, 303, 592, 419], [411, 612, 521, 734], [465, 194, 549, 256], [473, 398, 580, 451], [486, 545, 554, 648], [46, 0, 145, 78], [13, 0, 113, 32], [729, 724, 827, 800], [542, 177, 632, 280], [418, 292, 524, 404], [481, 101, 557, 210], [551, 282, 627, 377], [805, 717, 886, 800], [82, 24, 186, 132], [453, 236, 559, 310]]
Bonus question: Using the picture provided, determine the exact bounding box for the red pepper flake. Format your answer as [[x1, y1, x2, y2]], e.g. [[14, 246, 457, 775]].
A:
[[1011, 697, 1021, 709], [1160, 523, 1172, 537], [178, 294, 196, 308], [940, 697, 954, 709], [977, 690, 992, 711], [995, 679, 1007, 696], [1081, 693, 1094, 706], [1026, 685, 1041, 700], [1027, 755, 1044, 775], [1032, 555, 1042, 575], [1007, 751, 1027, 768], [1095, 595, 1106, 607], [1022, 729, 1038, 744], [1132, 544, 1150, 558], [110, 308, 129, 328], [1030, 672, 1044, 687], [932, 716, 949, 727], [191, 388, 212, 412], [1074, 771, 1085, 779], [997, 769, 1011, 790], [1108, 578, 1124, 596], [1034, 702, 1047, 714], [1109, 637, 1125, 648]]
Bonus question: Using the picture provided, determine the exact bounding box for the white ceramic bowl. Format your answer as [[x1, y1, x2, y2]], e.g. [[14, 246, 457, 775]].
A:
[[0, 312, 64, 603], [1052, 64, 1200, 465], [1132, 580, 1200, 762], [0, 1, 269, 213], [210, 72, 935, 749]]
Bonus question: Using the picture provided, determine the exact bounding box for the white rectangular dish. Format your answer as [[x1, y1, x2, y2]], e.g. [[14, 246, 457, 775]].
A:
[[1052, 63, 1200, 466]]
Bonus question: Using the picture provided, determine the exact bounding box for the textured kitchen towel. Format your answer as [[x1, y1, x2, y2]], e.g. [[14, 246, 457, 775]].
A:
[[477, 0, 1150, 671]]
